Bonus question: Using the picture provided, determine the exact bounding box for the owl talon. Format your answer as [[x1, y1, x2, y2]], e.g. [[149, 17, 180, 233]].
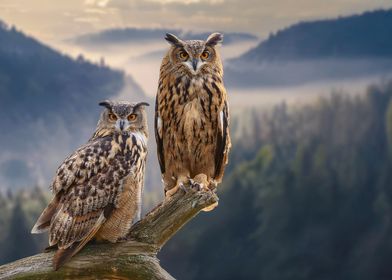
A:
[[179, 182, 188, 193], [165, 184, 180, 198], [191, 174, 209, 192], [165, 176, 190, 198], [191, 182, 204, 191], [209, 181, 218, 192]]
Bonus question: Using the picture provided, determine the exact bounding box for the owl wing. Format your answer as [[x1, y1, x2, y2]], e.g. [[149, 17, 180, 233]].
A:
[[32, 136, 142, 270], [155, 95, 165, 174], [32, 137, 114, 234], [50, 136, 115, 194], [214, 99, 231, 182]]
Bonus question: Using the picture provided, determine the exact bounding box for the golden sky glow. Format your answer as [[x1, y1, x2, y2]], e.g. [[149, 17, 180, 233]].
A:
[[0, 0, 390, 47]]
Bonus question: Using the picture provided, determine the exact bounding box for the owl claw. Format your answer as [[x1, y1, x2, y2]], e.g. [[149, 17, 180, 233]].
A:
[[179, 182, 188, 193], [191, 182, 204, 192], [209, 181, 218, 192]]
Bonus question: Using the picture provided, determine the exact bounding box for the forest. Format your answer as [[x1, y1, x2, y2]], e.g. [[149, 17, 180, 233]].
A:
[[159, 80, 392, 279], [2, 80, 392, 279]]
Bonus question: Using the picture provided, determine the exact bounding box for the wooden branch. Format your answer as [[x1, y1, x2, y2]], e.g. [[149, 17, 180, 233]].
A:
[[0, 190, 218, 279], [129, 188, 218, 246]]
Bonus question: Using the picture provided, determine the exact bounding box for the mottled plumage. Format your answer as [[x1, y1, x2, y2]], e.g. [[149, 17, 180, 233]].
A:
[[31, 100, 149, 270], [155, 33, 231, 200]]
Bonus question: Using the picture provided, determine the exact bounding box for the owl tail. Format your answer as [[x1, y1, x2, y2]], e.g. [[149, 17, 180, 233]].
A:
[[52, 213, 106, 270], [53, 243, 79, 271], [31, 194, 61, 234]]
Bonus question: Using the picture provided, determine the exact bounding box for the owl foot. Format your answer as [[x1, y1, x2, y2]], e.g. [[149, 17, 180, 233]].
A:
[[209, 180, 218, 192], [165, 175, 189, 198], [191, 174, 209, 191], [190, 174, 219, 211], [179, 182, 188, 193], [189, 179, 205, 192], [165, 184, 180, 197]]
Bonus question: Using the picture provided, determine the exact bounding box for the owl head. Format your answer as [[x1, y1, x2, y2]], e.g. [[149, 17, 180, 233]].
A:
[[164, 32, 223, 76], [95, 100, 149, 136]]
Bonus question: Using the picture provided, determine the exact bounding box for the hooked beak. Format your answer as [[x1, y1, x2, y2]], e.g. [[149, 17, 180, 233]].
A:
[[119, 120, 125, 130], [192, 58, 198, 71], [116, 119, 128, 132]]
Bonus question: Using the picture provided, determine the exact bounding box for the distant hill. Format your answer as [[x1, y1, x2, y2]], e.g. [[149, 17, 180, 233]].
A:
[[72, 28, 258, 47], [226, 9, 392, 88], [0, 21, 145, 190], [0, 22, 124, 123], [236, 9, 392, 63]]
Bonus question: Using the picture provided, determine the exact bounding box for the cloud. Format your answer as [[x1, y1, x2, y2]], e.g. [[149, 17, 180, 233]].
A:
[[85, 0, 111, 8], [98, 0, 110, 7], [0, 0, 391, 45], [149, 0, 224, 4], [90, 0, 392, 37], [74, 16, 100, 23], [84, 8, 108, 14]]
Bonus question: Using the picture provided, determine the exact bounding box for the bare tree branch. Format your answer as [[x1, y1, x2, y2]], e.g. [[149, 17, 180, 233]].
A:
[[0, 190, 218, 279]]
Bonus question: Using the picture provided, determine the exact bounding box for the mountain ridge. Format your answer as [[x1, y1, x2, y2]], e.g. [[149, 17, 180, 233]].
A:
[[0, 20, 145, 191], [72, 28, 258, 46], [225, 9, 392, 88], [234, 9, 392, 63]]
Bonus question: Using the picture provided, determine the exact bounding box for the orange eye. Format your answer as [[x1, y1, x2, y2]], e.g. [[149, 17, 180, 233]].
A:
[[127, 114, 137, 121], [108, 113, 117, 121], [179, 51, 189, 60], [201, 51, 210, 60]]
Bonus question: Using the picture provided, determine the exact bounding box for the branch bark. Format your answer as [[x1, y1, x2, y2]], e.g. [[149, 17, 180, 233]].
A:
[[0, 190, 218, 280]]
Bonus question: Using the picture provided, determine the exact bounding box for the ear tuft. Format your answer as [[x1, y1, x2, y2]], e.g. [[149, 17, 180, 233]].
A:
[[206, 32, 223, 46], [165, 33, 184, 47], [98, 100, 112, 109], [135, 101, 150, 109]]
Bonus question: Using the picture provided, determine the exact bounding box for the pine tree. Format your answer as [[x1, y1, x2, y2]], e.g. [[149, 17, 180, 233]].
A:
[[2, 196, 38, 263]]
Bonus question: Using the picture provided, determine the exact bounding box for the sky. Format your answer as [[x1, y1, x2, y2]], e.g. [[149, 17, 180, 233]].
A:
[[0, 0, 391, 46]]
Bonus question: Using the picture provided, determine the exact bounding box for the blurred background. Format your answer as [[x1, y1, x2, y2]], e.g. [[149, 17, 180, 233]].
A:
[[1, 0, 392, 279]]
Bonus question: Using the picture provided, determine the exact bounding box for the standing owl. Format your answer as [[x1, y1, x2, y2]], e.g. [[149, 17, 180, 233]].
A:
[[155, 32, 231, 202], [31, 100, 149, 270]]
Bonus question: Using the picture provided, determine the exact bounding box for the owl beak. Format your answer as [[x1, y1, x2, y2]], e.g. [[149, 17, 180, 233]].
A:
[[192, 58, 198, 71], [119, 120, 125, 130], [116, 119, 128, 132]]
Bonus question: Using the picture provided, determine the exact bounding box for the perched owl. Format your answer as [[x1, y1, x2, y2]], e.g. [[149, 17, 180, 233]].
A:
[[155, 32, 231, 203], [31, 100, 149, 270]]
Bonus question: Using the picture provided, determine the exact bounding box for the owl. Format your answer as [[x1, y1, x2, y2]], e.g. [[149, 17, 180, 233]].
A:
[[155, 32, 231, 203], [31, 100, 149, 270]]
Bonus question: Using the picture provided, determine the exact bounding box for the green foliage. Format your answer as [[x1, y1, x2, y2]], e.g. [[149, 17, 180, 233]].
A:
[[386, 100, 392, 155], [160, 81, 392, 280], [0, 188, 49, 264]]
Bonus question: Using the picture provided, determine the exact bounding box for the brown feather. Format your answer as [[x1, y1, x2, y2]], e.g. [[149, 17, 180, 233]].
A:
[[155, 97, 165, 174], [31, 193, 61, 234], [214, 99, 230, 181], [53, 245, 77, 271], [53, 213, 106, 270]]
